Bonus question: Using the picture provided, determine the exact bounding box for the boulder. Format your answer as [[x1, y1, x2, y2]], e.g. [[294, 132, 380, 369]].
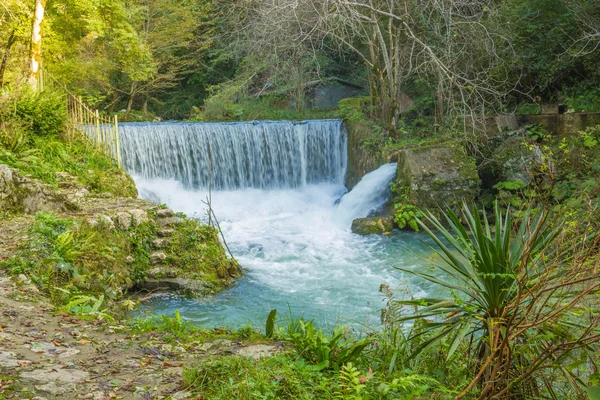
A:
[[0, 165, 15, 209], [158, 228, 174, 237], [152, 238, 170, 249], [392, 142, 480, 216], [97, 215, 115, 230], [351, 217, 394, 235], [151, 252, 168, 265], [157, 217, 184, 227], [147, 267, 178, 279], [1, 164, 75, 214]]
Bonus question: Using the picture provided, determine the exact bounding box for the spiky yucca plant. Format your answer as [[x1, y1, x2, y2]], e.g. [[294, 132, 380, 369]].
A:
[[395, 202, 600, 399]]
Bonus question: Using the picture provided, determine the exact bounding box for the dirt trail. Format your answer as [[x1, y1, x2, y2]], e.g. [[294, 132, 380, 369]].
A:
[[0, 273, 280, 399]]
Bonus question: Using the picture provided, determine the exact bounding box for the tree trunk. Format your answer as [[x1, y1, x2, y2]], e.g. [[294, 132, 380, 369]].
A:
[[142, 97, 148, 114], [28, 0, 47, 90], [126, 95, 134, 113], [435, 91, 443, 132], [126, 83, 137, 113], [0, 31, 17, 88]]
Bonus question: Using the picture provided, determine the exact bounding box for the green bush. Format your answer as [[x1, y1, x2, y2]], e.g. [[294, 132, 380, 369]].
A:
[[283, 317, 371, 371], [14, 90, 68, 137], [393, 203, 423, 231]]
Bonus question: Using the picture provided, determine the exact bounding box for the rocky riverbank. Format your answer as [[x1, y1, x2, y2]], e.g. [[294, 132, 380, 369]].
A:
[[1, 165, 242, 302], [0, 165, 268, 399]]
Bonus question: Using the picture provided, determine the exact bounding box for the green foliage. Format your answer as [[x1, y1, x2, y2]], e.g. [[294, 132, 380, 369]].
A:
[[12, 90, 68, 137], [283, 317, 371, 371], [524, 123, 547, 141], [203, 95, 339, 122], [338, 97, 370, 124], [1, 212, 154, 313], [62, 294, 113, 321], [266, 309, 277, 339], [493, 180, 527, 191], [393, 203, 424, 231], [0, 91, 137, 197], [395, 202, 600, 397], [166, 219, 241, 289], [184, 355, 338, 399], [564, 86, 600, 112], [516, 103, 541, 115]]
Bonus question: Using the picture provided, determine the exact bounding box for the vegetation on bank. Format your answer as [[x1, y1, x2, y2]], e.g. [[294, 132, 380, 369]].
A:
[[0, 89, 136, 198], [1, 209, 240, 319]]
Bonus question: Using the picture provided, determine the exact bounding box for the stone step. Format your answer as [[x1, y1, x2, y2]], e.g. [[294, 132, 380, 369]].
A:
[[156, 208, 175, 218], [150, 251, 167, 265], [157, 228, 174, 237], [152, 238, 170, 249], [157, 217, 184, 227], [147, 266, 178, 279]]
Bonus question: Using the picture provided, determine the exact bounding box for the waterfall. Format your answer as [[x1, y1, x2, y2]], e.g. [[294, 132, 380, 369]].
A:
[[119, 120, 347, 190], [333, 163, 397, 226]]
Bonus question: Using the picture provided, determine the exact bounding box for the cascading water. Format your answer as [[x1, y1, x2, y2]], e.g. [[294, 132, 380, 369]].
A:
[[119, 120, 347, 190], [126, 120, 436, 328]]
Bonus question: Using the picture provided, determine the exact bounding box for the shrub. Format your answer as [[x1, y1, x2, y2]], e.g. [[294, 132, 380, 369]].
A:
[[395, 202, 600, 398], [14, 90, 68, 137]]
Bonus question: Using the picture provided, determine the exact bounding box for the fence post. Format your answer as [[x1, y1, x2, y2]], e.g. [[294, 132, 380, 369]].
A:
[[95, 110, 101, 146], [114, 115, 121, 167]]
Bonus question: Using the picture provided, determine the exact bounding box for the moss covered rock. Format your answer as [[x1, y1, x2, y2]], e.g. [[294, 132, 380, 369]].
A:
[[392, 142, 481, 215], [351, 217, 394, 235], [480, 135, 538, 186]]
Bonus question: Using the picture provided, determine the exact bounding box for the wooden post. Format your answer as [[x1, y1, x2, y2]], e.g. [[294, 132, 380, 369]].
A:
[[95, 110, 100, 145], [78, 97, 83, 127], [114, 115, 121, 167]]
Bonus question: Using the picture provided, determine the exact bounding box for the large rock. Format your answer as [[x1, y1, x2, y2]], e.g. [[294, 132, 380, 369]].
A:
[[116, 211, 132, 230], [129, 209, 149, 226], [392, 142, 480, 215], [0, 164, 77, 214], [351, 217, 394, 235]]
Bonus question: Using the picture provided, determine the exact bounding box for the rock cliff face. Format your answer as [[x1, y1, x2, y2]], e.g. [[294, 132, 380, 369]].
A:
[[392, 143, 481, 216], [349, 141, 481, 234], [0, 164, 75, 214]]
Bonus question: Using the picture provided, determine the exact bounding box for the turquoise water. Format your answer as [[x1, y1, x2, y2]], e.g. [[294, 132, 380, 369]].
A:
[[132, 166, 439, 330]]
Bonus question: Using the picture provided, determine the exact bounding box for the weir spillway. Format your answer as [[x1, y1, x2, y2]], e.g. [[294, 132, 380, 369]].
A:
[[119, 120, 348, 190]]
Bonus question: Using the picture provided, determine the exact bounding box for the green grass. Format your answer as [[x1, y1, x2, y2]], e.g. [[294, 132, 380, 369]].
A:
[[129, 312, 265, 343], [184, 355, 338, 399]]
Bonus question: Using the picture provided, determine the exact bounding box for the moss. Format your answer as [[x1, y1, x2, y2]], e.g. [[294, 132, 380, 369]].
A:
[[351, 217, 394, 235], [166, 220, 242, 290], [2, 211, 240, 312]]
